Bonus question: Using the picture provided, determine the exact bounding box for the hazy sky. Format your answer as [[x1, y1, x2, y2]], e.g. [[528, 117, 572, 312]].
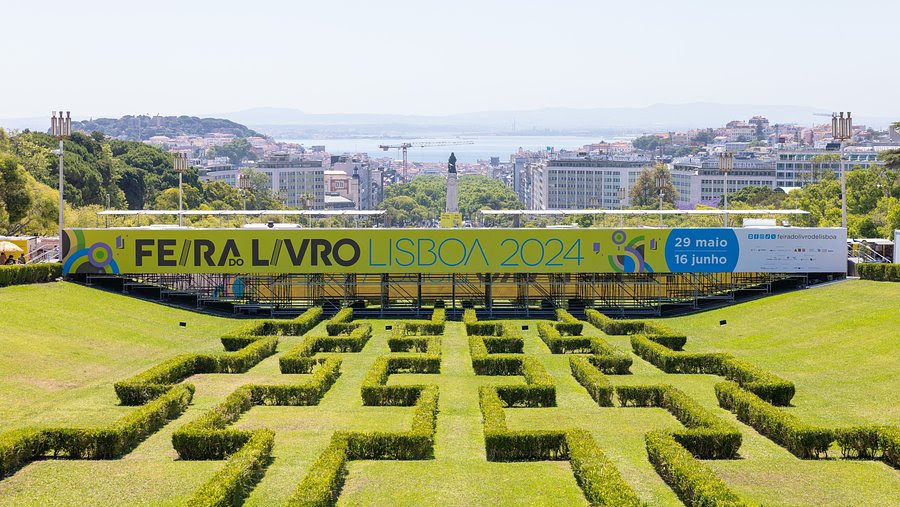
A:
[[3, 0, 898, 118]]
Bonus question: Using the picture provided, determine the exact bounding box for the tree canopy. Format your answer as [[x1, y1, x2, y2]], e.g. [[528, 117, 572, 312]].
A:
[[380, 174, 521, 223], [629, 163, 678, 207]]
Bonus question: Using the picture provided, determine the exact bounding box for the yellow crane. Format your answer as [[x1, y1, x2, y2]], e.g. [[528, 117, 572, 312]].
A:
[[378, 140, 474, 180]]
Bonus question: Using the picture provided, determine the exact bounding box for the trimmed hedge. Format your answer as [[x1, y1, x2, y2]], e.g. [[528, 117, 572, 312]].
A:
[[469, 335, 555, 407], [463, 309, 505, 336], [715, 381, 832, 459], [361, 355, 441, 406], [287, 383, 440, 504], [645, 431, 750, 507], [554, 309, 584, 335], [280, 326, 372, 374], [538, 322, 632, 374], [116, 337, 278, 405], [0, 384, 193, 477], [431, 308, 446, 325], [538, 322, 592, 354], [330, 307, 353, 323], [569, 356, 613, 407], [185, 429, 274, 507], [220, 308, 324, 351], [631, 335, 794, 405], [566, 429, 641, 506], [479, 387, 641, 505], [0, 263, 61, 287], [857, 263, 900, 281], [585, 309, 687, 350]]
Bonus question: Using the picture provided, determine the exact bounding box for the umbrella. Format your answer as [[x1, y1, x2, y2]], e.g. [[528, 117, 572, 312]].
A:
[[0, 241, 24, 254]]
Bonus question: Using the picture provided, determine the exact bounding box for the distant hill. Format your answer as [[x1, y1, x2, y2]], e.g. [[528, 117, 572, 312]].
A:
[[72, 115, 263, 140], [212, 103, 897, 135]]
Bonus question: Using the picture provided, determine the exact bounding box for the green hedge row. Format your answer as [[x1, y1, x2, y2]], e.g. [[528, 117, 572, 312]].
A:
[[645, 431, 750, 507], [330, 307, 353, 323], [554, 309, 584, 335], [538, 322, 632, 374], [569, 356, 613, 407], [836, 426, 900, 468], [220, 307, 324, 351], [361, 355, 441, 406], [585, 309, 687, 350], [631, 335, 795, 405], [857, 263, 900, 281], [115, 337, 278, 405], [280, 326, 372, 373], [469, 335, 555, 407], [0, 384, 193, 477], [174, 359, 341, 461], [0, 263, 62, 287], [566, 428, 642, 506], [715, 381, 831, 458], [431, 308, 446, 325], [463, 308, 506, 336], [478, 386, 641, 504], [388, 331, 442, 354], [185, 429, 274, 507], [287, 385, 439, 504]]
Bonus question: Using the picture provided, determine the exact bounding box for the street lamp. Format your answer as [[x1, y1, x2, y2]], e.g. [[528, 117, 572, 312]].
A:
[[617, 186, 627, 227], [831, 112, 852, 229], [655, 174, 666, 227], [50, 111, 71, 254], [719, 152, 734, 227], [173, 152, 189, 226], [238, 171, 251, 226]]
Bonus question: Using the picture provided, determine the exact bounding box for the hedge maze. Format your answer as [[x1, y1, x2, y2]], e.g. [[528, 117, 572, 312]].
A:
[[1, 303, 898, 505]]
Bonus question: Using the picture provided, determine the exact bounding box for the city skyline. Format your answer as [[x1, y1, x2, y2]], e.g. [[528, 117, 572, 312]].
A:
[[2, 0, 899, 119]]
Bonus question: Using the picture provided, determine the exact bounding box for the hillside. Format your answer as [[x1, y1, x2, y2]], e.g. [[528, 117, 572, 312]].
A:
[[72, 115, 262, 140]]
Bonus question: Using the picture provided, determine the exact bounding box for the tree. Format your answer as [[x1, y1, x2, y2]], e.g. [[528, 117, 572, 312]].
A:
[[152, 185, 202, 210], [629, 163, 677, 207], [692, 129, 715, 145], [0, 154, 33, 227], [726, 186, 786, 208], [209, 138, 256, 165], [631, 135, 661, 151]]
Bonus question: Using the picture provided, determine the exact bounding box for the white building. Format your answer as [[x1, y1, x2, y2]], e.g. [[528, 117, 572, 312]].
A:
[[529, 159, 647, 210], [204, 153, 325, 209], [671, 154, 776, 207]]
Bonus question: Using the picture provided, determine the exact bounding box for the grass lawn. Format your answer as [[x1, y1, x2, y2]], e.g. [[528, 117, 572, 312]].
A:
[[0, 279, 897, 505]]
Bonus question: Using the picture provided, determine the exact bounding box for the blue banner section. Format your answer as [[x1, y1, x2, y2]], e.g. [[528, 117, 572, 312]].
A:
[[664, 229, 739, 272]]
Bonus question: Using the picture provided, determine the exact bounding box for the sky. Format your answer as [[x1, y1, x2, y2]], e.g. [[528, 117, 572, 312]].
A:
[[2, 0, 899, 119]]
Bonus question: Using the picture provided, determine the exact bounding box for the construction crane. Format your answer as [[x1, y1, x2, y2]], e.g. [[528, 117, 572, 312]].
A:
[[378, 140, 475, 180]]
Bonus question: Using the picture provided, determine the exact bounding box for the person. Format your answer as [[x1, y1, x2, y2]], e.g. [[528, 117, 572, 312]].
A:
[[4, 255, 15, 265], [17, 255, 26, 265], [0, 253, 7, 265]]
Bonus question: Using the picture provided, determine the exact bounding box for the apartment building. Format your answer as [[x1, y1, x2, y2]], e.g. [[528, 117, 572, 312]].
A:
[[203, 153, 325, 209]]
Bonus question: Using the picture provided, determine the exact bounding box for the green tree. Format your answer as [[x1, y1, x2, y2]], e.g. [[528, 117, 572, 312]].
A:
[[209, 138, 257, 165], [0, 153, 33, 228], [629, 163, 677, 207], [726, 186, 786, 208], [631, 135, 661, 151], [691, 129, 715, 144]]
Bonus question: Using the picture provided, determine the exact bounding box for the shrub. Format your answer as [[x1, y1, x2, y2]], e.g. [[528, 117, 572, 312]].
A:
[[286, 434, 349, 506], [463, 309, 504, 336], [330, 308, 353, 323], [715, 381, 832, 459], [858, 263, 900, 282], [566, 429, 641, 506], [280, 326, 371, 374], [186, 429, 274, 507], [480, 387, 566, 461], [836, 425, 900, 467], [115, 337, 278, 406], [0, 263, 62, 287], [585, 310, 687, 350], [569, 356, 613, 407], [431, 308, 446, 325], [0, 384, 193, 477], [554, 309, 584, 335], [645, 431, 749, 507], [631, 335, 794, 405]]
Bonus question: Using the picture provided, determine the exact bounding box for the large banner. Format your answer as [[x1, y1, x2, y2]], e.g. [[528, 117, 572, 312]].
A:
[[61, 227, 846, 275]]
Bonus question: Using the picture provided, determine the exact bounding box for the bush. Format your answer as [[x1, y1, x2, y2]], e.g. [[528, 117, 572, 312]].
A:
[[567, 429, 641, 506], [280, 327, 371, 374], [645, 431, 749, 507], [115, 337, 278, 405], [286, 434, 349, 506], [715, 381, 832, 459], [330, 308, 353, 323], [569, 356, 613, 407], [0, 384, 193, 477], [585, 310, 687, 350], [361, 356, 440, 407], [431, 308, 446, 325], [463, 309, 504, 336], [631, 335, 794, 405], [186, 429, 274, 507], [836, 425, 900, 467], [554, 309, 584, 335], [480, 387, 566, 461], [469, 336, 556, 407], [857, 263, 900, 282], [0, 263, 62, 287]]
